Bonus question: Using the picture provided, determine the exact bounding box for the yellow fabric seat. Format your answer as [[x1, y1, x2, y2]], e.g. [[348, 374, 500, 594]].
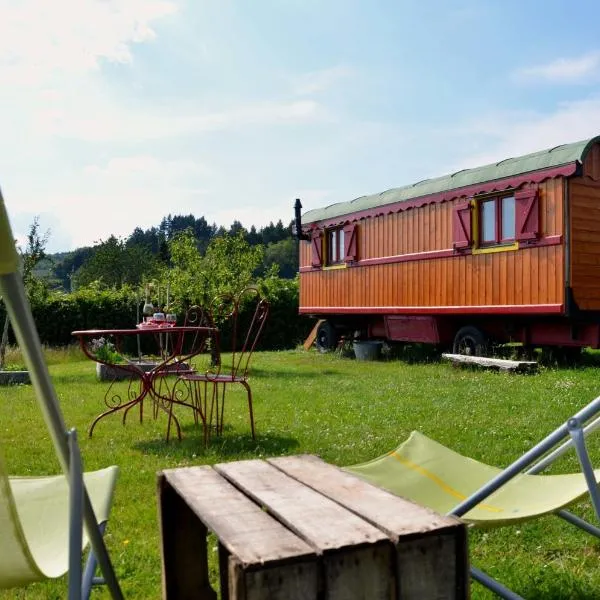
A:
[[1, 464, 118, 588], [346, 431, 600, 526]]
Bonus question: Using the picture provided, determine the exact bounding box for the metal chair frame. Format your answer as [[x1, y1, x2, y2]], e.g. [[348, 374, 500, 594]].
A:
[[170, 287, 269, 442], [0, 190, 122, 599]]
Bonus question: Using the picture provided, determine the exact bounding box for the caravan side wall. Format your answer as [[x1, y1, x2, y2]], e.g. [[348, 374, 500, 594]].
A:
[[570, 145, 600, 311], [299, 178, 565, 315]]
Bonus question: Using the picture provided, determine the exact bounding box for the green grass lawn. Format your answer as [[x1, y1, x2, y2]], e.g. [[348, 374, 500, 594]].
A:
[[2, 347, 600, 599]]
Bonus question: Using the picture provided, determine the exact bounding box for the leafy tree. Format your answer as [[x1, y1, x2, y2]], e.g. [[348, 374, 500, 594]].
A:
[[52, 247, 94, 290], [74, 236, 159, 289], [164, 229, 205, 310], [127, 227, 161, 253], [202, 231, 263, 301], [1, 217, 50, 368], [260, 238, 299, 279], [246, 225, 261, 246], [169, 214, 196, 237], [193, 216, 217, 254], [228, 220, 245, 237], [260, 219, 288, 245], [164, 230, 263, 313], [21, 217, 50, 301]]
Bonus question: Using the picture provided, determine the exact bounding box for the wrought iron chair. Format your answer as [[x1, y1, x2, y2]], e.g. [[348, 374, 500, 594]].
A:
[[152, 304, 215, 424], [0, 190, 122, 599], [164, 304, 220, 441], [169, 287, 269, 443]]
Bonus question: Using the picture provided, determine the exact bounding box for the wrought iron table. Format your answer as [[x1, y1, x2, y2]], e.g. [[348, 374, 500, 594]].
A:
[[72, 326, 218, 439]]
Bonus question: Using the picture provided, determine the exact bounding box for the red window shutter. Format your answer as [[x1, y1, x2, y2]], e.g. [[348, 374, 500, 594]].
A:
[[515, 188, 540, 241], [311, 229, 323, 266], [343, 223, 357, 262], [452, 202, 472, 249]]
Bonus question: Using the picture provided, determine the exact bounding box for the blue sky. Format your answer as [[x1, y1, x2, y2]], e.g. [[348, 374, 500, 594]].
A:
[[3, 0, 600, 252]]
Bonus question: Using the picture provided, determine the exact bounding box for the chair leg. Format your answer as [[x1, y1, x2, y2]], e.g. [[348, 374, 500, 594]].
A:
[[558, 509, 600, 538], [166, 398, 175, 443], [191, 381, 200, 428], [206, 382, 222, 441], [165, 383, 183, 443], [82, 522, 107, 600], [216, 383, 226, 436], [240, 380, 255, 440], [191, 381, 208, 445]]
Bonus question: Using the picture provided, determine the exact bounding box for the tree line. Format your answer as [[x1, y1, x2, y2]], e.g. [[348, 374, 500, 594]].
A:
[[50, 215, 298, 291], [2, 215, 312, 353]]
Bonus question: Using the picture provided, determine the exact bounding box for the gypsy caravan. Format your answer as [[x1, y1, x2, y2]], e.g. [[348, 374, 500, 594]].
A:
[[295, 136, 600, 355]]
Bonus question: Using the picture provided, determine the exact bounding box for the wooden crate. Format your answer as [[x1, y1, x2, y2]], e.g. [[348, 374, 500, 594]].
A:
[[158, 456, 468, 599]]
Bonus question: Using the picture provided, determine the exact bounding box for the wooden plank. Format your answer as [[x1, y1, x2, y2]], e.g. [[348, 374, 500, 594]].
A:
[[216, 459, 395, 600], [442, 353, 538, 372], [229, 556, 317, 600], [215, 460, 388, 551], [303, 320, 324, 351], [161, 467, 316, 566], [268, 455, 460, 539], [396, 531, 469, 600], [269, 455, 468, 600], [158, 474, 217, 600], [569, 229, 600, 243]]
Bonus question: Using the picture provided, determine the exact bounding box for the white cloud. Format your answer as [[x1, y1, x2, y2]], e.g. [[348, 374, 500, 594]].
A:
[[82, 156, 211, 180], [441, 96, 600, 172], [2, 154, 211, 249], [32, 96, 324, 143], [0, 0, 178, 86], [514, 51, 600, 84], [0, 0, 183, 166]]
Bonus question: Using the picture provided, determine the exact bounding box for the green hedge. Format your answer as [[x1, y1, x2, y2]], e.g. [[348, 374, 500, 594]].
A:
[[1, 279, 314, 351]]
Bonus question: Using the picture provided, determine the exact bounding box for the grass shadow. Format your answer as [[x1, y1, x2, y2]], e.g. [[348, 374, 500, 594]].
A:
[[249, 366, 343, 378], [134, 428, 300, 460], [383, 343, 445, 365]]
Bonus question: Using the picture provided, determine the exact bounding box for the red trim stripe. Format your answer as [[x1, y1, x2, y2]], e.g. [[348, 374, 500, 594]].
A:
[[299, 304, 564, 316]]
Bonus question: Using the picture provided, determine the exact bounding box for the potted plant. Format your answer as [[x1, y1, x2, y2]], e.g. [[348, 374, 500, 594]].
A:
[[90, 337, 130, 382]]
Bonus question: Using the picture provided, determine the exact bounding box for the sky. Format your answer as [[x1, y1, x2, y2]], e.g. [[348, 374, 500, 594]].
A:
[[3, 0, 600, 253]]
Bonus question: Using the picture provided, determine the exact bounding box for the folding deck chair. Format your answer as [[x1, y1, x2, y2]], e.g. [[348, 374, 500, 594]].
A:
[[0, 190, 123, 599], [346, 399, 600, 600]]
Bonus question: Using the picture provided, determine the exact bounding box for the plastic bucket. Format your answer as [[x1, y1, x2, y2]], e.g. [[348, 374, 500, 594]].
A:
[[353, 340, 383, 361]]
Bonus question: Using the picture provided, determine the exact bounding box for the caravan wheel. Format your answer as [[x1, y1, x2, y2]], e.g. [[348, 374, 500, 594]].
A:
[[452, 326, 488, 356], [315, 321, 338, 353]]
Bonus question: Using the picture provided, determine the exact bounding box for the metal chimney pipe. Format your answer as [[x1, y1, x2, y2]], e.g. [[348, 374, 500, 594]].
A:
[[293, 198, 310, 240]]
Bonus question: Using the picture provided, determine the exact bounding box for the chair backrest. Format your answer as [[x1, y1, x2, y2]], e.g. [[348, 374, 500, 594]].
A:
[[213, 287, 269, 380], [179, 304, 219, 371], [184, 305, 215, 328]]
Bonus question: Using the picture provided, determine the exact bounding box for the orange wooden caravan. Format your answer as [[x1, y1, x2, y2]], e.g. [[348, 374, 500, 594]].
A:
[[294, 136, 600, 355]]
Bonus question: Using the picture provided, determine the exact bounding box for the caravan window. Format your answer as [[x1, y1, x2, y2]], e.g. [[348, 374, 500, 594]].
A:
[[326, 227, 345, 265], [479, 195, 515, 246]]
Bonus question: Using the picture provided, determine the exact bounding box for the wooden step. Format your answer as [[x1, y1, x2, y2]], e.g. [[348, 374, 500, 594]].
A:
[[442, 353, 538, 373]]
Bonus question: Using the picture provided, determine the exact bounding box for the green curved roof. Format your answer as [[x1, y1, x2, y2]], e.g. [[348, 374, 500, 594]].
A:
[[303, 135, 600, 225]]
